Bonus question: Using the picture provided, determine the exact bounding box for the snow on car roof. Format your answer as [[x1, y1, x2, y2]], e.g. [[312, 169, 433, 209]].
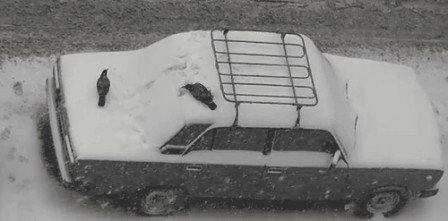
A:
[[59, 30, 336, 161]]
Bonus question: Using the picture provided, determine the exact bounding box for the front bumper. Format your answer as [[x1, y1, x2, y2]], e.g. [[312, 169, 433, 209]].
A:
[[46, 77, 73, 184], [418, 188, 439, 198]]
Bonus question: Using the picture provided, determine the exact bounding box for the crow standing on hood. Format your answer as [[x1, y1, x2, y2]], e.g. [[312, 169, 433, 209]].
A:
[[97, 69, 110, 107], [182, 83, 217, 110]]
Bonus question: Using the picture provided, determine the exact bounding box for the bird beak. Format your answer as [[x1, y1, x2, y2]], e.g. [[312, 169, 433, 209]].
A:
[[178, 87, 188, 96]]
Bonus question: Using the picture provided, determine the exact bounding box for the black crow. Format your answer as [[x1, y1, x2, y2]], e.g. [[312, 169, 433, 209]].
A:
[[182, 83, 217, 110], [97, 69, 110, 107]]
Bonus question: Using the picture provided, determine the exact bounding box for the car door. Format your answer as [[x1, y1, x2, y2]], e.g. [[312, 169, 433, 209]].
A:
[[263, 129, 349, 201], [181, 127, 268, 199]]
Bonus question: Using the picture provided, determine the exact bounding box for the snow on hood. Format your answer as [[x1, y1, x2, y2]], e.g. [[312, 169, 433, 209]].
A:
[[325, 54, 443, 170]]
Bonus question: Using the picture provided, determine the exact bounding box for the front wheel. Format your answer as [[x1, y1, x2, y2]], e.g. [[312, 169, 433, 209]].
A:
[[139, 189, 186, 216], [355, 188, 408, 218]]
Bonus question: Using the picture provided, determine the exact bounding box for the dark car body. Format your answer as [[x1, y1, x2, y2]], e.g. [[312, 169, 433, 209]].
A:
[[49, 116, 442, 202]]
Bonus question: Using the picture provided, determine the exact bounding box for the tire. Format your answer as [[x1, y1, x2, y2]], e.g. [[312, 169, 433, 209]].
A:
[[138, 188, 186, 216], [354, 188, 408, 218]]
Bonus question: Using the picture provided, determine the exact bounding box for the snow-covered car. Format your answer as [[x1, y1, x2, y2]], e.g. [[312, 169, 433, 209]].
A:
[[46, 30, 443, 218]]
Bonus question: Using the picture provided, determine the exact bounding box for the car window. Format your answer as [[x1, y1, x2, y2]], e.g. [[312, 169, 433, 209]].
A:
[[167, 124, 210, 146], [212, 127, 268, 151], [190, 129, 215, 151], [272, 129, 338, 153], [267, 151, 332, 168]]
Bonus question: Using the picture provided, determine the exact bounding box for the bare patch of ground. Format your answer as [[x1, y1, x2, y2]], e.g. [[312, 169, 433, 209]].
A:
[[0, 0, 447, 57]]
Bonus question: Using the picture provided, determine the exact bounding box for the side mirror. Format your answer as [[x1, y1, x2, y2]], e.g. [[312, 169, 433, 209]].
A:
[[329, 150, 342, 170], [161, 145, 186, 155]]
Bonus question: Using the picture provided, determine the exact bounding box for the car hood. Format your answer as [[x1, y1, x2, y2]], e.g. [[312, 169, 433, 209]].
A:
[[325, 54, 443, 170]]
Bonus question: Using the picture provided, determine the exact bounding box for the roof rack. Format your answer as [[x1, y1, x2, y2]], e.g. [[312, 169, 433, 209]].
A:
[[211, 29, 318, 126]]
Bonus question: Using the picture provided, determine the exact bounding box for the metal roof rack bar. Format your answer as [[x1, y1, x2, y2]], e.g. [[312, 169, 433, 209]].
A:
[[222, 82, 314, 89], [224, 100, 314, 106], [281, 33, 299, 108], [211, 29, 318, 114], [222, 30, 240, 126], [301, 34, 318, 107], [213, 38, 304, 47], [217, 61, 307, 68], [223, 92, 316, 99], [215, 51, 305, 59], [220, 73, 310, 79]]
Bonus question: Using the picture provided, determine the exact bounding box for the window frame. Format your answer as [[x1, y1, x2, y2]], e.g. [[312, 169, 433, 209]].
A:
[[161, 124, 211, 155], [270, 128, 340, 153], [181, 126, 346, 163], [265, 128, 345, 168], [183, 127, 271, 155]]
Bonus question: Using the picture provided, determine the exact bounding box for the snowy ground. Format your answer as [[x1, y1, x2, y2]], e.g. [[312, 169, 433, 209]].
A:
[[0, 47, 447, 220]]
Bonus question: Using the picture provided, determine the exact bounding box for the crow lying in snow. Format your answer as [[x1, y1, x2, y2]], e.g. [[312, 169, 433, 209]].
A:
[[182, 83, 217, 110], [97, 69, 110, 107]]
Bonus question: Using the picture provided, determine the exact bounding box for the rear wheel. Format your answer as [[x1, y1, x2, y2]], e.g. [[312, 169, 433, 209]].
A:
[[139, 189, 186, 216]]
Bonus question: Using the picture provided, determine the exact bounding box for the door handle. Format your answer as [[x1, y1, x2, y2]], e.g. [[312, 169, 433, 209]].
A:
[[186, 165, 202, 172], [267, 167, 285, 175]]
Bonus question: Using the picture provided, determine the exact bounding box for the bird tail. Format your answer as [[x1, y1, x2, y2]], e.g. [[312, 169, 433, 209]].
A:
[[207, 102, 217, 110], [98, 95, 106, 107]]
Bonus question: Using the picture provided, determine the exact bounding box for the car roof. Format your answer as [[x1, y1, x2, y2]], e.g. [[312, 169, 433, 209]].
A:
[[58, 30, 338, 161]]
